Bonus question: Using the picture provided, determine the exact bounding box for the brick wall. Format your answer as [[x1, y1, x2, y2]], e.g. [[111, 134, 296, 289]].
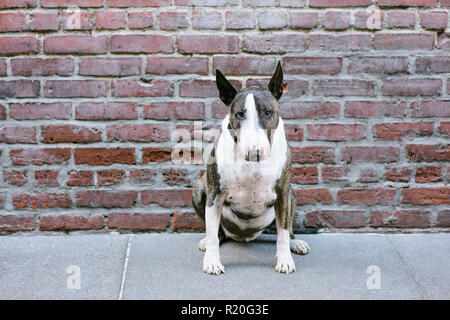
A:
[[0, 0, 449, 234]]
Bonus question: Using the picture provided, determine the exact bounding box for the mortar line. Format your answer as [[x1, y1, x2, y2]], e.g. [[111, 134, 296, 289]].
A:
[[118, 234, 134, 300]]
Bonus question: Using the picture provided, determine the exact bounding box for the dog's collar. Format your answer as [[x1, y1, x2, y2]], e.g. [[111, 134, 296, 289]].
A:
[[227, 122, 238, 144]]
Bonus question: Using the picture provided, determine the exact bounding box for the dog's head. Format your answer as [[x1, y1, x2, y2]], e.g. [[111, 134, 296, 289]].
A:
[[216, 62, 284, 163]]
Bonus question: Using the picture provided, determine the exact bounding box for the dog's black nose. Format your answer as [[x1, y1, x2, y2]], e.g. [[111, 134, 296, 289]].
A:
[[246, 149, 261, 162]]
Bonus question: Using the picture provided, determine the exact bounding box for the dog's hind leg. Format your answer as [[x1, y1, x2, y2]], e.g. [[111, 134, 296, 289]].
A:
[[288, 186, 310, 255]]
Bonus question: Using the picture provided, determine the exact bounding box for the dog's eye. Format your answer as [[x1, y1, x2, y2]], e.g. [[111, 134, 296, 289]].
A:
[[265, 110, 273, 118], [235, 111, 245, 120]]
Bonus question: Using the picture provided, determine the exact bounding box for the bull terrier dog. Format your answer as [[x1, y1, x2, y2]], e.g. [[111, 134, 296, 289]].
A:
[[192, 62, 310, 275]]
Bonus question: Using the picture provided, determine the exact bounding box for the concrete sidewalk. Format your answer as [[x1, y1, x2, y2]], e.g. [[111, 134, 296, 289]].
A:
[[0, 233, 448, 300]]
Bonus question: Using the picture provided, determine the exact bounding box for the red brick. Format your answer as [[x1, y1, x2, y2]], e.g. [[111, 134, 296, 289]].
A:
[[0, 126, 36, 143], [96, 10, 126, 30], [322, 166, 348, 183], [258, 11, 287, 29], [439, 122, 450, 135], [280, 101, 340, 119], [146, 57, 208, 75], [192, 10, 221, 30], [225, 10, 255, 29], [44, 35, 107, 54], [74, 148, 136, 165], [179, 79, 240, 98], [29, 11, 58, 31], [0, 12, 26, 32], [61, 11, 92, 30], [144, 102, 204, 120], [39, 214, 104, 231], [173, 212, 205, 231], [162, 169, 191, 186], [344, 100, 406, 118], [443, 0, 450, 6], [308, 34, 371, 51], [323, 11, 351, 30], [112, 79, 174, 97], [374, 122, 433, 140], [108, 0, 170, 6], [305, 210, 366, 228], [246, 79, 308, 98], [378, 0, 436, 6], [289, 12, 319, 29], [185, 0, 238, 5], [415, 57, 450, 73], [44, 80, 107, 98], [214, 56, 277, 75], [11, 58, 74, 76], [283, 57, 342, 75], [348, 57, 408, 74], [415, 166, 442, 183], [358, 168, 380, 183], [41, 125, 101, 143], [291, 167, 319, 184], [0, 37, 39, 55], [97, 169, 125, 186], [178, 35, 239, 54], [160, 11, 188, 30], [284, 124, 303, 141], [111, 35, 173, 53], [141, 189, 192, 207], [370, 210, 431, 228], [212, 100, 229, 119], [108, 213, 170, 231], [382, 78, 441, 96], [67, 171, 94, 186], [406, 144, 450, 162], [142, 147, 172, 163], [402, 188, 450, 205], [338, 188, 396, 206], [291, 146, 335, 164], [0, 59, 6, 76], [13, 192, 72, 209], [76, 102, 138, 120], [420, 11, 448, 30], [386, 10, 416, 28], [310, 0, 371, 7], [107, 124, 169, 142], [10, 103, 71, 120], [129, 169, 157, 185], [79, 58, 141, 76], [0, 214, 35, 232], [35, 170, 59, 186], [128, 11, 154, 28], [10, 148, 70, 166], [385, 167, 410, 182], [3, 170, 28, 186], [243, 34, 306, 53], [374, 33, 435, 50], [42, 0, 103, 7], [0, 80, 40, 98], [0, 0, 37, 8], [313, 79, 376, 96], [436, 210, 450, 227], [307, 124, 366, 141], [341, 146, 400, 163], [76, 190, 137, 208]]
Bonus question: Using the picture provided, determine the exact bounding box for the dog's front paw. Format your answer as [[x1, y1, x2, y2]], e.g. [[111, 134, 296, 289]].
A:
[[275, 252, 296, 274], [203, 252, 225, 275], [291, 239, 310, 255], [198, 237, 206, 251]]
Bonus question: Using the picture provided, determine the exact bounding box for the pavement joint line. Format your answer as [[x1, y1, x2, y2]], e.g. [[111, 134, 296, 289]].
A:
[[386, 235, 428, 300], [118, 234, 134, 301]]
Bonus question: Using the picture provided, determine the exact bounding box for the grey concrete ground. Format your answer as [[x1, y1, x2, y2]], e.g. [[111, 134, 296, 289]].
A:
[[0, 233, 448, 300]]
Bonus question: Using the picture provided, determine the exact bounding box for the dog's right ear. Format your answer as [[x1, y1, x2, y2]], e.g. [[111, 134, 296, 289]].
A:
[[216, 69, 237, 106]]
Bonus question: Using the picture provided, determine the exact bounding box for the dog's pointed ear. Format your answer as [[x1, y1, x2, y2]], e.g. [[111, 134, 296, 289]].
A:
[[268, 61, 283, 101], [216, 69, 237, 106]]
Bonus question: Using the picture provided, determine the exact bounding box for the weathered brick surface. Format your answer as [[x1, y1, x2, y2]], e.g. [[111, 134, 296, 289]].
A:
[[0, 1, 448, 234]]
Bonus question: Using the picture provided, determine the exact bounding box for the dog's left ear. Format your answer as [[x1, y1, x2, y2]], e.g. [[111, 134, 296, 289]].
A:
[[216, 69, 237, 106], [268, 61, 283, 101]]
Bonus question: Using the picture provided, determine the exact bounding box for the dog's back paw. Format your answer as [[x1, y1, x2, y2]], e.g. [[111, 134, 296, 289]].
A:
[[290, 239, 310, 255], [198, 237, 206, 251]]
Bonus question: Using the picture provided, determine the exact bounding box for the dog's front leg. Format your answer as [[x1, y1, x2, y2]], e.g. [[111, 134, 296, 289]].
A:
[[203, 194, 226, 275], [275, 215, 296, 274]]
